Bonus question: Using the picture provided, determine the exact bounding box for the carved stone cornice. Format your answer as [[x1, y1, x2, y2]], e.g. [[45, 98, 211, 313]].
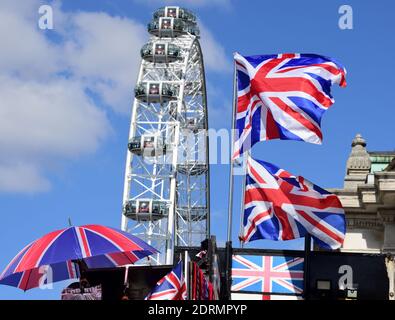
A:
[[378, 209, 395, 224], [346, 217, 383, 230], [385, 157, 395, 172]]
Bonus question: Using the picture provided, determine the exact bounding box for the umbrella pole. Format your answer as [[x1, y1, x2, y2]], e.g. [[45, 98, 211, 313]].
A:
[[122, 266, 130, 300], [73, 259, 89, 288], [74, 259, 88, 276], [72, 259, 88, 293], [124, 266, 130, 287]]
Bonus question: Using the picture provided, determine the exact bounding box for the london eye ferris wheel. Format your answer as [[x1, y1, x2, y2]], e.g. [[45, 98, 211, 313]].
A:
[[121, 6, 210, 265]]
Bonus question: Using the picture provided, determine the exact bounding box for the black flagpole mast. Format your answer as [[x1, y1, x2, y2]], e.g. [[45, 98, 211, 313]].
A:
[[238, 150, 249, 248], [225, 57, 238, 300], [239, 155, 246, 248], [303, 234, 312, 300]]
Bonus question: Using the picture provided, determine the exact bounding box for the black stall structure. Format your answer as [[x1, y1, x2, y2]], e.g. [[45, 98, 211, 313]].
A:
[[80, 236, 223, 300], [84, 265, 172, 300], [79, 238, 389, 300], [175, 236, 223, 300], [307, 251, 389, 300], [224, 244, 390, 300]]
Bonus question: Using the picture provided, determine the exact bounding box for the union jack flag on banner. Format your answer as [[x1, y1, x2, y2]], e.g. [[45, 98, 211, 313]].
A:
[[241, 156, 346, 249], [232, 254, 304, 298], [233, 52, 346, 158], [145, 261, 187, 300]]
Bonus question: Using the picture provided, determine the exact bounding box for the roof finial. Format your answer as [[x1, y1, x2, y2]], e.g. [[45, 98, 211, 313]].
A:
[[344, 133, 371, 189], [351, 133, 366, 148]]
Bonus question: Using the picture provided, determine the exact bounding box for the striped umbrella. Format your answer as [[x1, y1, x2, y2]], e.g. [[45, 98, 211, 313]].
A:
[[0, 224, 158, 290]]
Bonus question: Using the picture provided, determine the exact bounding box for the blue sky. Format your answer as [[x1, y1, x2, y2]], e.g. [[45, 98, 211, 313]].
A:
[[0, 0, 394, 299]]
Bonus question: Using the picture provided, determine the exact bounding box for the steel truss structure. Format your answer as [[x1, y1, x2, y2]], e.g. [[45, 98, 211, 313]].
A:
[[121, 6, 210, 265]]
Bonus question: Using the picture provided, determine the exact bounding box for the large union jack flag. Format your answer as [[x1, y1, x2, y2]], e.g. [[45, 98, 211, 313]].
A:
[[232, 254, 304, 298], [241, 156, 346, 249], [145, 261, 187, 300], [233, 52, 346, 158]]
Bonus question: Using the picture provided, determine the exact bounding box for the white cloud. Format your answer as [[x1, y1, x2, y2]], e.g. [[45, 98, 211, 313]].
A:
[[0, 77, 110, 157], [60, 11, 148, 112], [0, 4, 60, 80], [0, 1, 143, 193], [0, 163, 50, 193], [0, 0, 229, 193], [0, 76, 111, 193], [199, 23, 232, 73]]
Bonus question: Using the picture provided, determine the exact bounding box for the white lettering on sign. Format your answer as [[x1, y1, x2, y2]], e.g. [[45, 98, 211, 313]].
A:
[[338, 264, 354, 289]]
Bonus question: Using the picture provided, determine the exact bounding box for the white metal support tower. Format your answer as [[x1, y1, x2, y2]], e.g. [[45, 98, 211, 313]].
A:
[[121, 6, 210, 265]]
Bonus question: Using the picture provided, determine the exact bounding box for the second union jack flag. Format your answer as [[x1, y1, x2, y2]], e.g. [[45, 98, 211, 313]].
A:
[[232, 254, 304, 297], [241, 156, 346, 249], [233, 52, 346, 158], [145, 261, 187, 300]]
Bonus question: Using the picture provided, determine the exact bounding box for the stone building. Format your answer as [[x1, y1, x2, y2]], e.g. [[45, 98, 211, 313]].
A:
[[330, 134, 395, 299]]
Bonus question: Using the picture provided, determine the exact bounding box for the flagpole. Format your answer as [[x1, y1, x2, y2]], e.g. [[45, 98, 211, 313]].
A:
[[303, 234, 311, 300], [226, 60, 237, 242], [238, 151, 249, 248], [184, 250, 190, 300], [238, 166, 246, 248], [225, 58, 237, 299]]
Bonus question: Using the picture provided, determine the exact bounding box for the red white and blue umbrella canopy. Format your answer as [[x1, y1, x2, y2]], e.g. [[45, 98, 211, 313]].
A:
[[0, 225, 158, 290]]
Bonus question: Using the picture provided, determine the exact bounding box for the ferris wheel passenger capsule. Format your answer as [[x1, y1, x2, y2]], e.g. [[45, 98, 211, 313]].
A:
[[128, 134, 167, 157], [148, 17, 199, 38], [134, 82, 179, 103], [153, 6, 197, 24], [140, 42, 182, 63], [182, 117, 204, 133], [123, 199, 169, 221]]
